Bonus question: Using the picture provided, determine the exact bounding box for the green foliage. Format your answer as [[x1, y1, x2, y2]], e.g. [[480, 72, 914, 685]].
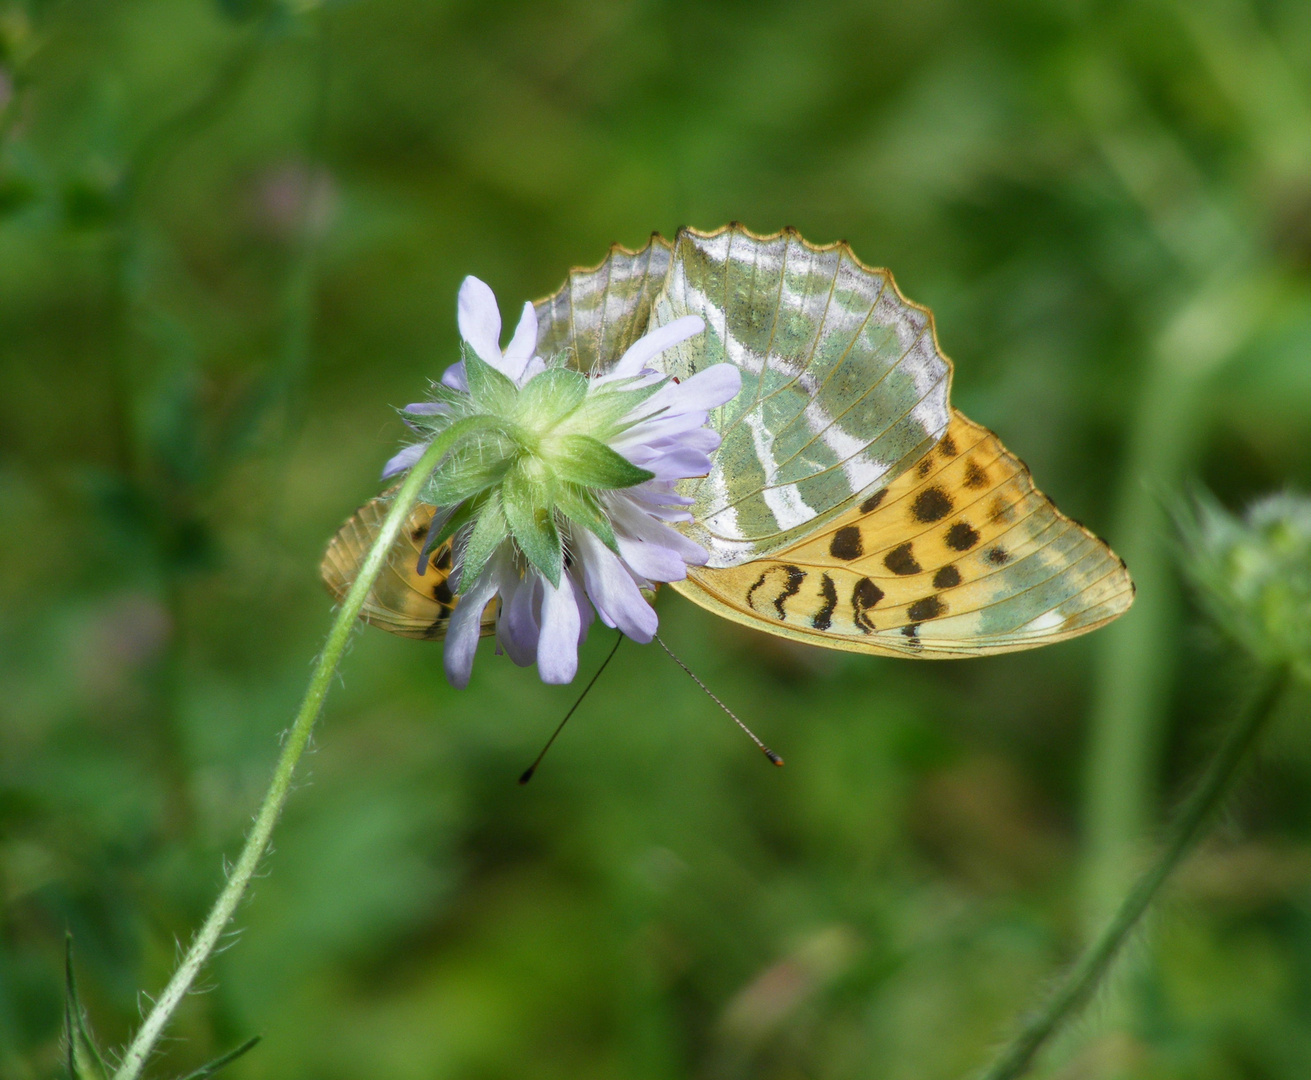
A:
[[1, 0, 1309, 1078], [64, 940, 109, 1080]]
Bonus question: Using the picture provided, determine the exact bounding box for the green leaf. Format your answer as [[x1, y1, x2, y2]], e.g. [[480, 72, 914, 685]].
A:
[[562, 381, 664, 437], [550, 434, 654, 490], [174, 1035, 262, 1080], [556, 483, 618, 551], [462, 347, 518, 414], [416, 413, 511, 468], [502, 462, 563, 586], [514, 367, 588, 428], [458, 491, 511, 592], [428, 498, 478, 551], [64, 936, 109, 1080], [425, 432, 518, 506]]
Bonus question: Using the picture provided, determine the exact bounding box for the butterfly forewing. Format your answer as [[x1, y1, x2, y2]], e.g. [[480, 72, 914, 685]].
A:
[[648, 226, 953, 568], [320, 498, 497, 641], [670, 410, 1133, 657], [533, 236, 673, 375]]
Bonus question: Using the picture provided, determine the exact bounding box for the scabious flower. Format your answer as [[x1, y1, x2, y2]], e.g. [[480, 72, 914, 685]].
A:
[[383, 276, 741, 688]]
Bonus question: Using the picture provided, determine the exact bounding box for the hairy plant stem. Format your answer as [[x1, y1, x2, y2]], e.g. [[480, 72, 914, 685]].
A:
[[976, 666, 1291, 1080], [112, 441, 448, 1080]]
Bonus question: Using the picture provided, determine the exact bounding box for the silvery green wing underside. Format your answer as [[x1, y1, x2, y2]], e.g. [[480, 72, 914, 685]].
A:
[[533, 225, 953, 569], [651, 227, 952, 567], [533, 236, 673, 374]]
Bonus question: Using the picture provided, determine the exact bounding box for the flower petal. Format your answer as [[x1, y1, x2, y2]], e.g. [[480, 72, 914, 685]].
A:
[[443, 565, 502, 689], [457, 276, 504, 368], [609, 496, 710, 566], [615, 533, 688, 581], [519, 356, 547, 383], [600, 315, 705, 382], [629, 482, 695, 508], [612, 408, 708, 445], [497, 568, 540, 666], [622, 444, 713, 481], [537, 572, 581, 683], [440, 360, 469, 392], [571, 568, 594, 646], [502, 301, 538, 382], [574, 530, 658, 642], [381, 442, 428, 479], [644, 362, 741, 413]]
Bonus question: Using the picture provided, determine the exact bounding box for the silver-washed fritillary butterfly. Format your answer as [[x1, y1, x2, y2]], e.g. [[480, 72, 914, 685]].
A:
[[323, 225, 1133, 654]]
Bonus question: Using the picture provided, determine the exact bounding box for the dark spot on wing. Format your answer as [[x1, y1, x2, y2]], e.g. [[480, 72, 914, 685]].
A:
[[987, 546, 1010, 565], [852, 577, 884, 632], [813, 574, 838, 631], [964, 460, 989, 489], [829, 525, 864, 560], [900, 624, 922, 648], [884, 542, 922, 575], [939, 434, 957, 458], [907, 596, 945, 622], [434, 546, 452, 571], [989, 496, 1013, 523], [773, 565, 806, 619], [933, 565, 961, 589], [411, 522, 428, 542], [911, 486, 953, 523], [917, 458, 934, 478], [945, 522, 980, 551], [746, 570, 769, 610], [431, 578, 454, 607], [860, 489, 887, 514]]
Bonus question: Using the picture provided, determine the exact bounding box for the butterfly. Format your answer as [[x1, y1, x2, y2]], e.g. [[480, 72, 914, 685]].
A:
[[322, 225, 1133, 657]]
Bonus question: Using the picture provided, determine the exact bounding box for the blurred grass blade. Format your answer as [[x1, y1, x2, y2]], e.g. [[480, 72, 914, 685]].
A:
[[64, 936, 110, 1080], [174, 1036, 262, 1080]]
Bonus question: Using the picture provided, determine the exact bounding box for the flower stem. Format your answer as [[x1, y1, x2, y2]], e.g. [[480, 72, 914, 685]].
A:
[[975, 666, 1291, 1080], [112, 440, 449, 1080]]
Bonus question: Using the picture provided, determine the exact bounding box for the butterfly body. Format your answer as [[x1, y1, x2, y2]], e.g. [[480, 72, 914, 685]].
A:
[[322, 226, 1132, 657]]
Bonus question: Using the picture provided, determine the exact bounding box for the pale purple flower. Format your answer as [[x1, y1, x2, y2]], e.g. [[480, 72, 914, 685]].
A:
[[386, 276, 740, 688]]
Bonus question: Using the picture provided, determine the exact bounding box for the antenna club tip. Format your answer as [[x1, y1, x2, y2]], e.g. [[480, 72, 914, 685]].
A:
[[517, 768, 536, 785], [765, 750, 784, 766]]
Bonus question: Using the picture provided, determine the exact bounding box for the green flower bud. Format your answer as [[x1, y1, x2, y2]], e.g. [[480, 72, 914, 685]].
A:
[[1180, 491, 1311, 679]]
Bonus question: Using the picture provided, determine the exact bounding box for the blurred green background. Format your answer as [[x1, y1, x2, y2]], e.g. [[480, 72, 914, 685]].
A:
[[2, 0, 1310, 1077]]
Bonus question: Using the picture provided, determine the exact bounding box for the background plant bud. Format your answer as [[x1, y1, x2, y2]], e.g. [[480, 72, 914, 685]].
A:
[[1181, 492, 1311, 679]]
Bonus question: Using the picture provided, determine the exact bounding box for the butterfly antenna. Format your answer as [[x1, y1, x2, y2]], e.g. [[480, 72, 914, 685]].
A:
[[519, 633, 624, 785], [654, 634, 783, 767]]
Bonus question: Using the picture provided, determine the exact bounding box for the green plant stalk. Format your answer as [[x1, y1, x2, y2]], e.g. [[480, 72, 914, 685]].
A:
[[976, 666, 1291, 1080], [112, 438, 450, 1080]]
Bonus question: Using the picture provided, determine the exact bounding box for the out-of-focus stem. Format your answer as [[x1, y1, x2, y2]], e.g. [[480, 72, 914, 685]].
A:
[[1082, 271, 1268, 929], [977, 668, 1291, 1080], [111, 440, 447, 1080]]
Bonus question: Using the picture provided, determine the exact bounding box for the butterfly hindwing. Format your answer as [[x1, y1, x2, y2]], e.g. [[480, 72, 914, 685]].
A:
[[670, 410, 1133, 657], [651, 226, 953, 568], [320, 497, 497, 641]]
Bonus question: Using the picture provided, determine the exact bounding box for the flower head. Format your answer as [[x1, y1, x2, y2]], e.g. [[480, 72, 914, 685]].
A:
[[1180, 490, 1311, 680], [384, 276, 741, 688]]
